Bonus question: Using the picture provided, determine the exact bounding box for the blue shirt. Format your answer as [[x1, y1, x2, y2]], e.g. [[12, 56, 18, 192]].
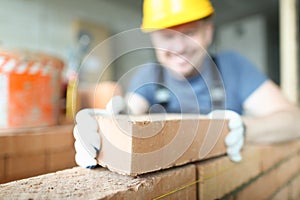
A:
[[127, 51, 267, 115]]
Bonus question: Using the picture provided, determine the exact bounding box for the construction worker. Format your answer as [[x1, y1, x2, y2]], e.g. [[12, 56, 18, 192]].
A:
[[73, 0, 300, 168]]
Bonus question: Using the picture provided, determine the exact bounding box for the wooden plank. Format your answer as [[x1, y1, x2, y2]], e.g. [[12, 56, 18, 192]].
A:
[[279, 0, 299, 104]]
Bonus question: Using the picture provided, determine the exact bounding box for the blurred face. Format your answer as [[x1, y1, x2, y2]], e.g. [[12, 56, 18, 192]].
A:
[[150, 20, 213, 78]]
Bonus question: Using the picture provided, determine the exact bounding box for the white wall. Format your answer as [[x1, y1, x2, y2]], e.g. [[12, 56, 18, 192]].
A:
[[0, 0, 142, 62], [214, 15, 267, 73], [0, 1, 270, 87]]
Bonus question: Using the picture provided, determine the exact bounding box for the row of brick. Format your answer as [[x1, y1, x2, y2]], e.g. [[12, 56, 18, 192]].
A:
[[0, 125, 74, 156], [199, 144, 300, 199], [0, 125, 76, 183], [271, 173, 300, 199], [1, 139, 300, 199], [198, 140, 300, 199]]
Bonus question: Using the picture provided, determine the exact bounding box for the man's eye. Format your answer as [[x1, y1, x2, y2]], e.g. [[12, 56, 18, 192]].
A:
[[162, 34, 174, 39], [185, 30, 195, 36]]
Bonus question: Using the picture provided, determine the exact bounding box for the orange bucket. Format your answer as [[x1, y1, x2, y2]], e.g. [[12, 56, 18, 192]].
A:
[[0, 50, 64, 129]]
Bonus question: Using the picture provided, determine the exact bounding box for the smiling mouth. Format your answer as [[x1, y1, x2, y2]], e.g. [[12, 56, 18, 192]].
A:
[[172, 55, 191, 65]]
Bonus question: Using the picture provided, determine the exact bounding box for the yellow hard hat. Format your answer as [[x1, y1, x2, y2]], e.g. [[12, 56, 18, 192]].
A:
[[142, 0, 214, 32]]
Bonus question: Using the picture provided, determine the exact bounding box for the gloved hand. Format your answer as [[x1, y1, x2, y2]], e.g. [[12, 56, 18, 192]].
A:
[[73, 96, 126, 168], [208, 110, 245, 162]]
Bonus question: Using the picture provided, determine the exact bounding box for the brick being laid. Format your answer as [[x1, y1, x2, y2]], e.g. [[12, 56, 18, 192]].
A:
[[96, 114, 229, 176]]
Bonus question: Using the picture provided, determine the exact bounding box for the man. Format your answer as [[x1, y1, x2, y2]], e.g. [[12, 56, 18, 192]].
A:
[[74, 0, 300, 168]]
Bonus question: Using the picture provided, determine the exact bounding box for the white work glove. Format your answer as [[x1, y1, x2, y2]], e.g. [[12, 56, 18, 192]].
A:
[[73, 96, 126, 168], [209, 110, 245, 162]]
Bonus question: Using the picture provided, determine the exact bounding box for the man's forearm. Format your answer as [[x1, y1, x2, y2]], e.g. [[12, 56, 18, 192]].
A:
[[243, 109, 300, 144]]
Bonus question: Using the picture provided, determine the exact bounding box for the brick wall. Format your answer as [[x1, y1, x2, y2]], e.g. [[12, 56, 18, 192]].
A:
[[1, 139, 300, 199], [0, 125, 76, 183], [198, 141, 300, 200], [0, 140, 300, 200]]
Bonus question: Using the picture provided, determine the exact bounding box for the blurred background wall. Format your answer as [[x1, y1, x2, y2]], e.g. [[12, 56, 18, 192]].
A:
[[0, 0, 298, 100]]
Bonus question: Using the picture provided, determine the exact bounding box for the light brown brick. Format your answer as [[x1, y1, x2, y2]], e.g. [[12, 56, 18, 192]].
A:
[[0, 133, 46, 156], [273, 186, 289, 200], [47, 148, 76, 171], [0, 165, 196, 199], [197, 145, 261, 200], [237, 169, 277, 199], [0, 135, 13, 156], [6, 153, 47, 182], [43, 125, 74, 151], [260, 140, 300, 171], [126, 164, 196, 199], [97, 114, 228, 175], [0, 125, 74, 156], [237, 154, 300, 199], [0, 157, 4, 180], [289, 173, 300, 200], [10, 134, 46, 155]]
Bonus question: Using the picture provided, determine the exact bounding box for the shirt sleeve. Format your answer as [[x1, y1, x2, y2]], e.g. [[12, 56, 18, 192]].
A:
[[236, 53, 267, 102], [218, 51, 268, 103]]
